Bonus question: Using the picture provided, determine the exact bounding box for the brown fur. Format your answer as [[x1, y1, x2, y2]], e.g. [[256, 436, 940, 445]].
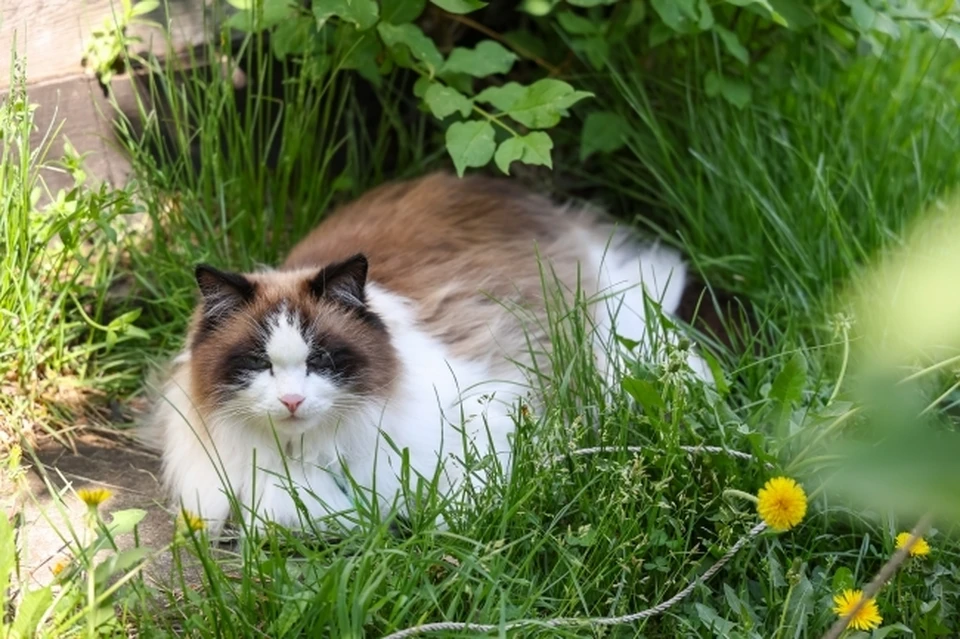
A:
[[283, 172, 608, 366]]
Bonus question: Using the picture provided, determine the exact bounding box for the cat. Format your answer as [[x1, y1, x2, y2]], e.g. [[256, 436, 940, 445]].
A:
[[143, 172, 709, 534]]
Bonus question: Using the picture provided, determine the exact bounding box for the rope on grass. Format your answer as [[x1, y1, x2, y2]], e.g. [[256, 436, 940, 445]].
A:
[[382, 521, 768, 639], [554, 445, 775, 468], [382, 445, 772, 639]]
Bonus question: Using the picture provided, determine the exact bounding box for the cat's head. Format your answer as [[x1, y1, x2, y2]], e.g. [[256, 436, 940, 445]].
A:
[[186, 254, 397, 433]]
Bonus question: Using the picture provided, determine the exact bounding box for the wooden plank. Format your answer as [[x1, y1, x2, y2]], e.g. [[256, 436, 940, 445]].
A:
[[23, 73, 135, 197], [0, 0, 218, 89]]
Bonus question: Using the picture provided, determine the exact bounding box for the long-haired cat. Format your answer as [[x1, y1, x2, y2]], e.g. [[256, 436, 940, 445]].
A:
[[144, 172, 708, 533]]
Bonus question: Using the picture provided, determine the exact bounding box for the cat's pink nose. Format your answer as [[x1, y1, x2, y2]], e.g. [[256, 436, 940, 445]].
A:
[[279, 394, 305, 414]]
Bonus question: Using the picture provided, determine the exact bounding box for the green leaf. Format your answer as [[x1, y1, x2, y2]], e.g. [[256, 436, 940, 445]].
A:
[[107, 508, 148, 535], [445, 120, 496, 176], [413, 75, 432, 97], [341, 28, 383, 85], [124, 325, 150, 341], [479, 79, 592, 129], [226, 0, 296, 31], [494, 132, 553, 174], [520, 0, 559, 15], [621, 377, 665, 412], [714, 25, 749, 64], [831, 566, 854, 593], [695, 603, 737, 635], [423, 83, 473, 119], [697, 0, 714, 30], [701, 348, 729, 396], [579, 110, 626, 160], [130, 0, 160, 17], [107, 308, 142, 331], [873, 625, 919, 639], [429, 0, 487, 13], [378, 23, 444, 71], [441, 41, 518, 77], [651, 0, 700, 34], [270, 15, 316, 58], [556, 11, 602, 35], [9, 586, 53, 638], [381, 0, 426, 23], [509, 80, 592, 128], [925, 19, 960, 50], [769, 351, 806, 435], [847, 0, 871, 31], [475, 82, 527, 111], [94, 548, 150, 585], [769, 0, 816, 29], [844, 0, 900, 38], [704, 71, 751, 109], [314, 0, 379, 30]]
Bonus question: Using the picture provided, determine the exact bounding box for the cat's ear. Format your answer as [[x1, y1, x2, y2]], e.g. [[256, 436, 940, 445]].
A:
[[309, 254, 369, 308], [195, 264, 256, 312]]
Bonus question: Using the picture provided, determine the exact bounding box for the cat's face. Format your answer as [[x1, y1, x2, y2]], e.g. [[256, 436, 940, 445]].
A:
[[186, 254, 397, 433]]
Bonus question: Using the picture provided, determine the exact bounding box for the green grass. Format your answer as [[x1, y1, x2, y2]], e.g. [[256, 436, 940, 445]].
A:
[[3, 9, 960, 639]]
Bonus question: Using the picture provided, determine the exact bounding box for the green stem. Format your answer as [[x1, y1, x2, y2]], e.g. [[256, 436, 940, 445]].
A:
[[826, 323, 850, 406], [773, 580, 796, 639], [723, 489, 759, 505]]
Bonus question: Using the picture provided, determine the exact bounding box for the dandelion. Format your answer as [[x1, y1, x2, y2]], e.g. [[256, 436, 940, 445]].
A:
[[832, 589, 883, 631], [895, 532, 931, 557], [51, 558, 69, 576], [176, 509, 205, 534], [756, 476, 807, 532], [76, 487, 113, 509]]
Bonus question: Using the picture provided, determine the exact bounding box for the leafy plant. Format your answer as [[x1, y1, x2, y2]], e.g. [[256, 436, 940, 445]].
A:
[[0, 55, 143, 436], [225, 0, 591, 175], [542, 0, 960, 108], [82, 0, 161, 85]]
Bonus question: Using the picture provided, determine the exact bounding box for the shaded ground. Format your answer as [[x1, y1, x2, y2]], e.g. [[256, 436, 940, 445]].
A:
[[8, 430, 186, 588]]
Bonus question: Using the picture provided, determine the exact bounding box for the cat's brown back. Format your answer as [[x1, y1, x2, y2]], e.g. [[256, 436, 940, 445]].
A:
[[283, 172, 599, 363]]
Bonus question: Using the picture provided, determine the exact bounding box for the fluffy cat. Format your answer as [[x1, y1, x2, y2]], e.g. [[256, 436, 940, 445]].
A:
[[144, 172, 708, 533]]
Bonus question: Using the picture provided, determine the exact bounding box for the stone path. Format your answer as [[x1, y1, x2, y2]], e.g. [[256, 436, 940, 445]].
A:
[[10, 430, 186, 589]]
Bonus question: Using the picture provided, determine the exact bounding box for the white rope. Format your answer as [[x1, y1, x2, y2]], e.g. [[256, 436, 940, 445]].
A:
[[382, 444, 772, 639], [553, 445, 774, 468], [382, 521, 768, 639]]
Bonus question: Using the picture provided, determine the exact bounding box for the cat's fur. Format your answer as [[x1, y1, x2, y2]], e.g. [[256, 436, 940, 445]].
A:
[[144, 172, 707, 533]]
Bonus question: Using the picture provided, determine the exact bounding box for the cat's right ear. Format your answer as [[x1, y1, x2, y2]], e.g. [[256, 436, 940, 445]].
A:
[[195, 264, 256, 312]]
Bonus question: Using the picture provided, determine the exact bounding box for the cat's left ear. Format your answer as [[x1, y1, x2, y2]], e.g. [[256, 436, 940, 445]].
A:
[[309, 254, 369, 308]]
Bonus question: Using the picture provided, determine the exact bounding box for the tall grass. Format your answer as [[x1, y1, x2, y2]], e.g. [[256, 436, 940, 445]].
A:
[[0, 55, 141, 440], [3, 4, 960, 636]]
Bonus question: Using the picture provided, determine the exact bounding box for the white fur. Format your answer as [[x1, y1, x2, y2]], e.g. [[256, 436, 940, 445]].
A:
[[147, 235, 706, 533], [588, 233, 712, 381]]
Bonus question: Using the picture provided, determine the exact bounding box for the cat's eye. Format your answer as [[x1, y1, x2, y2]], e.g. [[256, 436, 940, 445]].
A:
[[306, 350, 336, 374], [234, 354, 272, 372]]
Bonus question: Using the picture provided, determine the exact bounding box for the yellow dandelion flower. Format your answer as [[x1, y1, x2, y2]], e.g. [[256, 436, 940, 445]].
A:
[[895, 532, 931, 557], [51, 558, 69, 576], [76, 487, 113, 509], [832, 589, 883, 631], [177, 510, 206, 534], [756, 476, 807, 532]]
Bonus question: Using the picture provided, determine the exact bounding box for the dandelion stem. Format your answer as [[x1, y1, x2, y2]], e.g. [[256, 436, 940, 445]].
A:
[[723, 488, 759, 504]]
